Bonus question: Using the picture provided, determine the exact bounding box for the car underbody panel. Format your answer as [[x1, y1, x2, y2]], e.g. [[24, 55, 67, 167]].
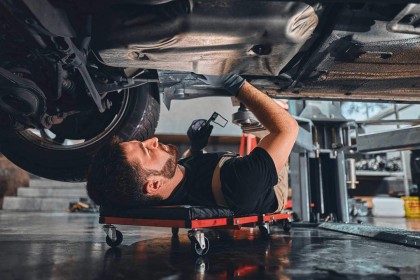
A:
[[96, 1, 420, 103], [98, 1, 316, 76]]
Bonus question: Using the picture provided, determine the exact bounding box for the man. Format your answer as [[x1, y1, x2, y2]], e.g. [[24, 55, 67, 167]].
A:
[[86, 74, 299, 215]]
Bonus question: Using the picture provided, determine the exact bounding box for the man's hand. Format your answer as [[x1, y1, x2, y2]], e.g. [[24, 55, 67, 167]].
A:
[[193, 73, 246, 96], [187, 119, 213, 154]]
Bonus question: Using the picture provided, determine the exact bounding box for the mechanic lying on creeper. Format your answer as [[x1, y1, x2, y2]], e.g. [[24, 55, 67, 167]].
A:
[[86, 74, 299, 215]]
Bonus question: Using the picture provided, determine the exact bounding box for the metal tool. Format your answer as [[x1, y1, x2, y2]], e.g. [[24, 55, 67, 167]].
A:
[[203, 112, 228, 129]]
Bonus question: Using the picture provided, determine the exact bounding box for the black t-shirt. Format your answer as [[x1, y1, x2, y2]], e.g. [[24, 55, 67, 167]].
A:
[[220, 147, 278, 214], [162, 148, 278, 215], [161, 152, 226, 207]]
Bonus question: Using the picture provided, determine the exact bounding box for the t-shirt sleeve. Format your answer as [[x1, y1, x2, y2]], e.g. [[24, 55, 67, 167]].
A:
[[220, 147, 278, 212]]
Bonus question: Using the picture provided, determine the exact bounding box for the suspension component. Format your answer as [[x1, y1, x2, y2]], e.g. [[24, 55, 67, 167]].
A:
[[232, 103, 265, 133], [0, 66, 47, 129], [55, 37, 106, 113]]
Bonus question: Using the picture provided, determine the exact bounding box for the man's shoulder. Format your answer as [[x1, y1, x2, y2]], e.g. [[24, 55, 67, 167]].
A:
[[179, 151, 236, 161], [221, 147, 276, 173], [178, 152, 234, 169]]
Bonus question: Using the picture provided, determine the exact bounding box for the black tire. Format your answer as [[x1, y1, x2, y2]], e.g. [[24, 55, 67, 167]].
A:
[[105, 230, 123, 248], [258, 225, 271, 239], [191, 237, 210, 256], [0, 84, 160, 181], [283, 220, 292, 232]]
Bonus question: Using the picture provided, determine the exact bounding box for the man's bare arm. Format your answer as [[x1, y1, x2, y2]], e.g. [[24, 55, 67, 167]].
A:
[[236, 82, 299, 173], [194, 73, 298, 172]]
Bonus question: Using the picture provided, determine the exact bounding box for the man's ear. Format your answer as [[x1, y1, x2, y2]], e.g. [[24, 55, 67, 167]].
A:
[[144, 177, 163, 195]]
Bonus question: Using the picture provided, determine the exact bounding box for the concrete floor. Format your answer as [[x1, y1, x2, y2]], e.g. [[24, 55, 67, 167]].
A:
[[0, 211, 420, 280]]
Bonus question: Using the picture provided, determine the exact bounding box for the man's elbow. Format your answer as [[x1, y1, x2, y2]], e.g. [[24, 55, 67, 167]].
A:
[[287, 118, 299, 141]]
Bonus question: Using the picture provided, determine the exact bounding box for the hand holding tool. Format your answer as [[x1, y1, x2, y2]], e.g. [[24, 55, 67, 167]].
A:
[[187, 119, 213, 154]]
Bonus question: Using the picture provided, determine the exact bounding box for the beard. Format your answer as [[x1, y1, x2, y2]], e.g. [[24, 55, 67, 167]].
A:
[[159, 144, 179, 179]]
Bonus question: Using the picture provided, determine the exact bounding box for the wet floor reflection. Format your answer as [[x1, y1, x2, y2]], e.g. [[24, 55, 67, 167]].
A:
[[2, 211, 419, 280], [94, 227, 420, 279], [98, 228, 294, 280]]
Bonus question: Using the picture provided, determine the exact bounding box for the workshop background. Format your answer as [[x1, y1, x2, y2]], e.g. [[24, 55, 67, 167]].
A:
[[1, 98, 419, 221], [1, 99, 420, 279]]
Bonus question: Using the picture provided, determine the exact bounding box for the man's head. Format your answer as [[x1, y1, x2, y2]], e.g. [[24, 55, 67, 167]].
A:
[[86, 136, 179, 208]]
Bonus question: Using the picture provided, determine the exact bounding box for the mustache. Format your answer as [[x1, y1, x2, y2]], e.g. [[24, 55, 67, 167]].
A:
[[166, 144, 179, 155]]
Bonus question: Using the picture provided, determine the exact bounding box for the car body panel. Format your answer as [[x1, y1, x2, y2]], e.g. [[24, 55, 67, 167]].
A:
[[98, 1, 316, 76], [93, 1, 420, 103]]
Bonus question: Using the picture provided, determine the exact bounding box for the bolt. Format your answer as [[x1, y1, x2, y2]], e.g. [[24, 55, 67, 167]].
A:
[[62, 80, 72, 89], [103, 99, 112, 109], [251, 44, 272, 55], [319, 74, 327, 81]]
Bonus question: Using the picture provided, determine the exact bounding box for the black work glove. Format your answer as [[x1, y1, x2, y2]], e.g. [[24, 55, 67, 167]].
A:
[[193, 73, 246, 96], [187, 119, 213, 154]]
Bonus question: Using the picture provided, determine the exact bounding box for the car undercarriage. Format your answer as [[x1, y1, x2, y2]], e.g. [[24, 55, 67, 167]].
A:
[[0, 0, 419, 180]]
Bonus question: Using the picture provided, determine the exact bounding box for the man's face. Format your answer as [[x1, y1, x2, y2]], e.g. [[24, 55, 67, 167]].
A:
[[120, 137, 179, 178]]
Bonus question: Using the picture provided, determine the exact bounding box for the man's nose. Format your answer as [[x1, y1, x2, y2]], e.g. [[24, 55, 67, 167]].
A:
[[144, 137, 159, 148]]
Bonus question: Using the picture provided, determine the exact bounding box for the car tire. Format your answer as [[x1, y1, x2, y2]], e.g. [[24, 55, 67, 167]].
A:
[[0, 83, 160, 182]]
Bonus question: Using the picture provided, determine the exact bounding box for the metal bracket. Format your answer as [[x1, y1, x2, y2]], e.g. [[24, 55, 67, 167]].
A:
[[293, 117, 316, 153], [388, 4, 420, 35], [260, 222, 271, 235], [357, 125, 420, 153], [160, 72, 232, 110], [58, 38, 106, 113], [103, 224, 117, 242], [188, 230, 206, 250]]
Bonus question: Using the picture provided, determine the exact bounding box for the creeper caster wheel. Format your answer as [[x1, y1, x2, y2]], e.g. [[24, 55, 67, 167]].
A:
[[191, 237, 210, 256], [283, 219, 292, 232], [103, 225, 123, 247], [188, 230, 210, 256], [259, 223, 271, 239]]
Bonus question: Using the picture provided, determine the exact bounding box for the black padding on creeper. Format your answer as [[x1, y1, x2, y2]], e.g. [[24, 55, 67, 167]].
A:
[[100, 205, 235, 220]]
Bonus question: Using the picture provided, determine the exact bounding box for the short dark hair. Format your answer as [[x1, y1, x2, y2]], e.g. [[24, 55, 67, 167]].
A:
[[86, 137, 163, 208]]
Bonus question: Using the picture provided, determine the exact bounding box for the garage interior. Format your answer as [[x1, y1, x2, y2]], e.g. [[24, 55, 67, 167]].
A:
[[0, 0, 420, 279], [1, 99, 420, 279]]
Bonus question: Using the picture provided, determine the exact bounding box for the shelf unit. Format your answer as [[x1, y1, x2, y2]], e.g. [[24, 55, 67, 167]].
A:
[[355, 170, 404, 177]]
